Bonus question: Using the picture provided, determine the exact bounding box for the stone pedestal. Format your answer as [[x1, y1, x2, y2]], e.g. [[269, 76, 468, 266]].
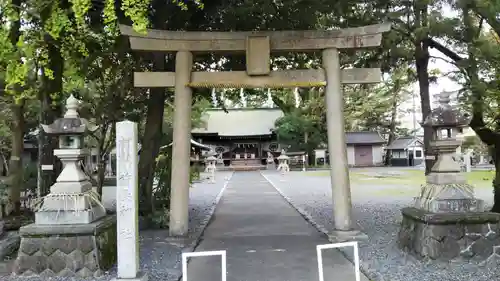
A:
[[414, 182, 483, 213], [35, 205, 106, 225], [0, 221, 20, 260], [12, 215, 117, 277], [398, 208, 500, 260]]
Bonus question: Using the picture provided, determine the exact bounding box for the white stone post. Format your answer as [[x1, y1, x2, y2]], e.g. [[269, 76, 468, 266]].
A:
[[115, 121, 146, 281], [322, 48, 353, 231], [169, 51, 193, 236]]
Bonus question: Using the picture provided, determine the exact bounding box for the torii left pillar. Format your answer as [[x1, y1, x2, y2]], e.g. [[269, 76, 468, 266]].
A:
[[169, 51, 193, 236]]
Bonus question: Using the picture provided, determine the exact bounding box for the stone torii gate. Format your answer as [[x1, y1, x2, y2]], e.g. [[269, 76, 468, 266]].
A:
[[120, 23, 391, 237]]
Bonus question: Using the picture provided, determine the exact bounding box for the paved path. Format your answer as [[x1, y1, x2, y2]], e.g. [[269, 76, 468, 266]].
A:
[[185, 171, 366, 281]]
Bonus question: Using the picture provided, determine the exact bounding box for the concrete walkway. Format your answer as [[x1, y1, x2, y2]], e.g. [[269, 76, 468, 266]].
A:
[[185, 171, 367, 281]]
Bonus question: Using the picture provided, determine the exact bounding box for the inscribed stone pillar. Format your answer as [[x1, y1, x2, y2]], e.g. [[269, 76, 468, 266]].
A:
[[322, 48, 353, 231], [169, 51, 193, 236], [115, 120, 146, 280]]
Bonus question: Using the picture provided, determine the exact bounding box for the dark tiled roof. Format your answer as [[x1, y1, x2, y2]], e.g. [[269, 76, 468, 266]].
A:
[[345, 132, 385, 145], [386, 136, 422, 150]]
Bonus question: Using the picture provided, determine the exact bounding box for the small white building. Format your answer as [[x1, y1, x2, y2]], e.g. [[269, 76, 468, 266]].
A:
[[345, 132, 386, 167], [385, 136, 424, 166], [315, 132, 386, 167]]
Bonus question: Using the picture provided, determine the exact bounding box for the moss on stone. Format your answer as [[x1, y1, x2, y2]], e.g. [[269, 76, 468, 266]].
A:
[[96, 220, 117, 270]]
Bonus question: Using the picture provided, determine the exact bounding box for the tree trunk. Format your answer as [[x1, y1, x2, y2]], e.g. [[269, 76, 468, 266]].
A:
[[0, 153, 8, 176], [7, 102, 25, 215], [460, 3, 500, 212], [137, 53, 167, 216], [384, 91, 400, 166], [96, 123, 115, 197], [4, 0, 23, 215], [96, 162, 106, 197], [414, 3, 434, 175], [492, 146, 500, 212], [39, 4, 64, 197]]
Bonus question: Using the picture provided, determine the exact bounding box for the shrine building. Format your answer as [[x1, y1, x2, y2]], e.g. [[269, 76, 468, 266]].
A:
[[191, 108, 386, 169], [191, 108, 283, 169]]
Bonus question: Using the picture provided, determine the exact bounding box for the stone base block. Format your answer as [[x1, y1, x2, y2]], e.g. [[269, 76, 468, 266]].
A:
[[414, 198, 484, 213], [328, 229, 368, 243], [39, 191, 95, 211], [426, 172, 466, 185], [12, 215, 117, 278], [111, 271, 149, 281], [35, 205, 106, 225], [50, 180, 93, 194], [0, 232, 20, 260], [398, 207, 500, 260]]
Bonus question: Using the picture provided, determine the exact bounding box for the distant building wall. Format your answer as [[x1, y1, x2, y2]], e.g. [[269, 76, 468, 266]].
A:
[[347, 146, 355, 166], [372, 145, 384, 165]]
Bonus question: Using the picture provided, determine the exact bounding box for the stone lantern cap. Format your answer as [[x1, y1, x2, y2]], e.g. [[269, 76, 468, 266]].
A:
[[277, 154, 289, 160], [41, 94, 98, 135], [206, 155, 217, 161], [422, 91, 470, 129]]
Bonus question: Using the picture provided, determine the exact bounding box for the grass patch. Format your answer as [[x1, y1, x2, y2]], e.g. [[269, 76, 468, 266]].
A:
[[368, 187, 420, 196], [305, 169, 495, 187]]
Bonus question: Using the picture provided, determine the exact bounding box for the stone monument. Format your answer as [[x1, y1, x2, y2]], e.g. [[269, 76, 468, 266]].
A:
[[398, 91, 500, 260], [277, 150, 290, 174], [13, 95, 117, 277], [113, 120, 147, 281]]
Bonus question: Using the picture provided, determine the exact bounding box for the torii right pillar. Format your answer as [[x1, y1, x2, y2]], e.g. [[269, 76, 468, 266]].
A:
[[322, 31, 389, 240]]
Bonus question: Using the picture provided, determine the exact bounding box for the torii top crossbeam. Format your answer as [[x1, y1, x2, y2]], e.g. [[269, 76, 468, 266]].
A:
[[119, 23, 391, 53], [119, 23, 391, 89]]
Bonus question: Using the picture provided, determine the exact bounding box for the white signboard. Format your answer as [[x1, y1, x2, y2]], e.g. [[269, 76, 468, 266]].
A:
[[316, 241, 361, 281], [182, 250, 226, 281]]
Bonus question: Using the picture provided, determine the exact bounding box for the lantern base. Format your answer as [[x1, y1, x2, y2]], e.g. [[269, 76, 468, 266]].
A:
[[426, 172, 467, 185], [50, 179, 93, 194], [37, 189, 100, 212], [35, 205, 106, 225], [398, 207, 500, 261], [12, 215, 117, 278], [414, 197, 484, 213]]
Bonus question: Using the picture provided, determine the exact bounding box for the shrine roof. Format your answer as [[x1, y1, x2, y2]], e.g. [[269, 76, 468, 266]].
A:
[[386, 136, 423, 150], [345, 131, 385, 145], [191, 108, 283, 137]]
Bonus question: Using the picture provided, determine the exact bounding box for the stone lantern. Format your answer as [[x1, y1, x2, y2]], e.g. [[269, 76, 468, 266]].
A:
[[205, 154, 217, 183], [415, 91, 478, 211], [277, 150, 290, 173], [35, 94, 105, 224], [397, 91, 500, 261], [13, 94, 117, 278]]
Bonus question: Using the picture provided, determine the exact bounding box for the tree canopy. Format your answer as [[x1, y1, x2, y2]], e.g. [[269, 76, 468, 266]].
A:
[[1, 0, 500, 220]]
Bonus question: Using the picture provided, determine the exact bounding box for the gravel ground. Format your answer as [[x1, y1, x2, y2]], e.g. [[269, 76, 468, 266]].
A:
[[262, 170, 500, 281], [0, 171, 233, 281]]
